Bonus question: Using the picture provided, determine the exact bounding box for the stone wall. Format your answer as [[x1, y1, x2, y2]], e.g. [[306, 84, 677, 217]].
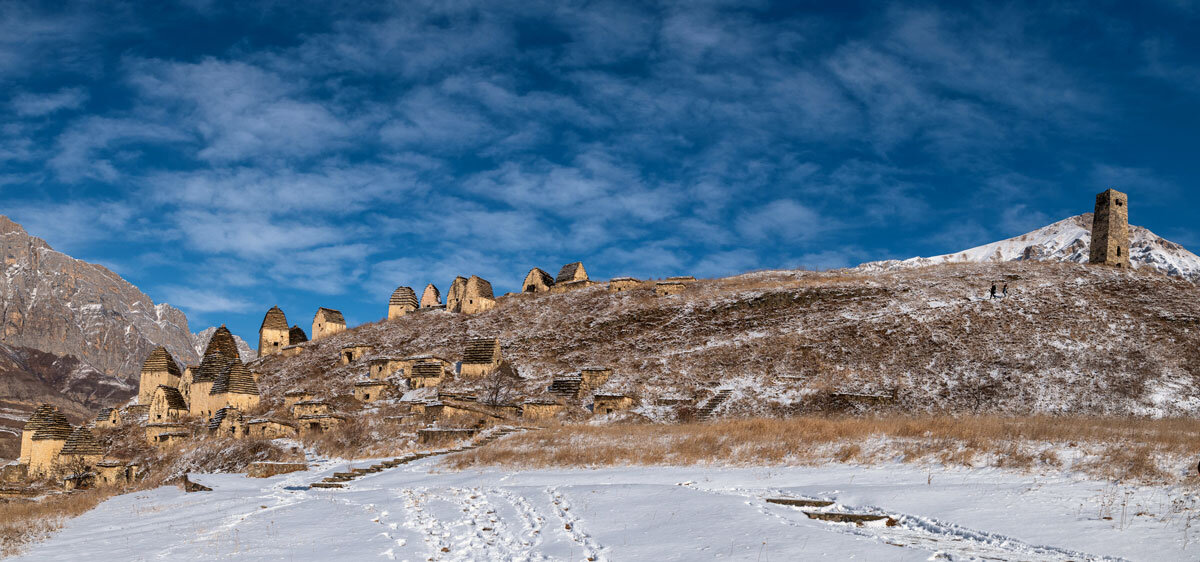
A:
[[246, 461, 307, 478]]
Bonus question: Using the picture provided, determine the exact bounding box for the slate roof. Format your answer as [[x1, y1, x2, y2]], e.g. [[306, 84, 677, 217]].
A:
[[211, 361, 260, 396], [465, 276, 494, 299], [23, 404, 55, 431], [31, 411, 72, 441], [289, 325, 308, 345], [207, 407, 235, 430], [154, 385, 188, 410], [60, 427, 103, 456], [93, 408, 116, 424], [523, 267, 554, 290], [260, 306, 288, 331], [202, 326, 241, 361], [555, 262, 587, 283], [141, 347, 182, 377], [193, 349, 235, 383], [314, 307, 345, 325], [410, 362, 445, 378], [462, 337, 500, 364], [354, 380, 388, 387], [389, 286, 418, 308]]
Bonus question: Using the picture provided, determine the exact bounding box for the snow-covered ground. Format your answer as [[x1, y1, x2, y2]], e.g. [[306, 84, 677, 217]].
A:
[[15, 454, 1200, 561]]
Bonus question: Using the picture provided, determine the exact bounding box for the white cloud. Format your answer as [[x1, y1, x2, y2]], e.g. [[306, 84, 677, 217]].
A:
[[11, 87, 88, 116], [735, 199, 825, 242], [159, 286, 252, 314]]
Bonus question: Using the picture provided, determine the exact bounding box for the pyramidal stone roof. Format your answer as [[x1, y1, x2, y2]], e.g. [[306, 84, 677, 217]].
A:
[[208, 406, 235, 430], [203, 325, 241, 361], [555, 262, 588, 283], [315, 307, 345, 324], [155, 385, 188, 410], [390, 286, 418, 308], [260, 306, 288, 331], [60, 427, 103, 456], [31, 411, 72, 441], [463, 336, 500, 364], [523, 268, 554, 289], [289, 325, 308, 345], [411, 362, 444, 378], [421, 284, 441, 307], [211, 360, 260, 396], [93, 407, 115, 423], [141, 346, 182, 377], [23, 403, 56, 430], [193, 348, 235, 383]]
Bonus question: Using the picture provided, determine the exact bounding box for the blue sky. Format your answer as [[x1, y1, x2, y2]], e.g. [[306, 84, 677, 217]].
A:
[[2, 1, 1198, 344]]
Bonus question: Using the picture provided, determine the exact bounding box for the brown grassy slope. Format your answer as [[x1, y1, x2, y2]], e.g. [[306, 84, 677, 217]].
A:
[[250, 262, 1200, 418], [443, 416, 1200, 484]]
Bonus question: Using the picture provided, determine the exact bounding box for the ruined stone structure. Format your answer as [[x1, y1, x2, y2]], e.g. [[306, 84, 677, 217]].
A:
[[138, 346, 182, 405], [666, 276, 697, 283], [283, 390, 313, 411], [420, 284, 441, 308], [28, 413, 72, 477], [609, 277, 641, 292], [57, 427, 103, 475], [340, 344, 374, 365], [149, 385, 188, 423], [280, 345, 303, 357], [556, 262, 588, 284], [246, 419, 297, 439], [388, 286, 418, 319], [289, 325, 308, 345], [312, 307, 346, 340], [580, 367, 613, 392], [408, 361, 446, 388], [353, 381, 392, 403], [523, 268, 555, 293], [460, 336, 501, 377], [145, 423, 189, 450], [95, 461, 138, 487], [1089, 188, 1131, 268], [522, 400, 565, 421], [446, 275, 496, 314], [176, 327, 262, 419], [291, 400, 331, 418], [19, 404, 57, 464], [655, 281, 686, 296], [593, 394, 635, 415], [93, 407, 120, 429], [258, 306, 290, 358], [369, 357, 406, 380]]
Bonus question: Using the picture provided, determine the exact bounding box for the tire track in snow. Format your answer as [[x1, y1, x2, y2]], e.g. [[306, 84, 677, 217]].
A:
[[546, 487, 606, 562]]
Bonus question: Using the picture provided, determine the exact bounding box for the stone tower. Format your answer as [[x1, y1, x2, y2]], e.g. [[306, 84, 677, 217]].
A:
[[257, 306, 289, 358], [138, 347, 182, 404], [1089, 188, 1131, 268], [388, 286, 418, 319]]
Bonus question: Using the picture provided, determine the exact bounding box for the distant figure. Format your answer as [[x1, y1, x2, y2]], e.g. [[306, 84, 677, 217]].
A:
[[989, 284, 997, 300], [1002, 284, 1009, 298]]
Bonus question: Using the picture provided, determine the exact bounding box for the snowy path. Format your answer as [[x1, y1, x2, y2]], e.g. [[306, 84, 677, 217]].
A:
[[15, 458, 1200, 561]]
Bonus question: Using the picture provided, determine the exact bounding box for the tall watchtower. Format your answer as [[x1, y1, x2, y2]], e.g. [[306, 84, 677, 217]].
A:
[[1089, 188, 1131, 268], [257, 306, 289, 358]]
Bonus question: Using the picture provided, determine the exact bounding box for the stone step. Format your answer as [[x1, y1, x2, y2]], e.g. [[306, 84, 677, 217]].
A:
[[324, 476, 353, 483], [803, 512, 897, 526], [310, 482, 344, 489], [766, 498, 834, 508], [333, 472, 357, 478]]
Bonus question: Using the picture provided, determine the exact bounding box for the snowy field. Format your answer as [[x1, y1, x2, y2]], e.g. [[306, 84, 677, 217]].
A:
[[15, 454, 1200, 561]]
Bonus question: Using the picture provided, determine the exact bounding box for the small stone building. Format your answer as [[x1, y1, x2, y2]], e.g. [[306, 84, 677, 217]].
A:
[[291, 400, 332, 418], [353, 381, 393, 403], [556, 262, 589, 284], [522, 400, 565, 421], [297, 414, 344, 437], [369, 356, 406, 380], [312, 307, 346, 340], [209, 406, 246, 438], [20, 404, 58, 464], [280, 344, 303, 357], [388, 286, 419, 319], [460, 336, 501, 377], [666, 276, 697, 283], [93, 407, 120, 429], [421, 283, 442, 308], [95, 461, 137, 487], [145, 423, 189, 450], [399, 354, 452, 373], [138, 346, 182, 405], [289, 325, 308, 345], [246, 419, 298, 439], [522, 268, 555, 293], [283, 390, 313, 411], [56, 427, 103, 475], [580, 367, 613, 392], [1089, 188, 1131, 268], [655, 281, 686, 296], [258, 306, 290, 358], [24, 406, 71, 477], [340, 344, 374, 365], [148, 385, 188, 423], [609, 277, 641, 292], [408, 361, 446, 388], [207, 361, 261, 413], [447, 275, 497, 314], [593, 394, 635, 415]]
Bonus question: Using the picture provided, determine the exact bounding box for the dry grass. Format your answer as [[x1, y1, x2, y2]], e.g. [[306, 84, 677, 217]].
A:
[[445, 416, 1200, 484], [0, 486, 136, 556]]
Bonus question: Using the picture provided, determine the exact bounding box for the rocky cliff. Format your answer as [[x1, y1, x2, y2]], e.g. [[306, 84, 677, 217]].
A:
[[0, 216, 199, 381]]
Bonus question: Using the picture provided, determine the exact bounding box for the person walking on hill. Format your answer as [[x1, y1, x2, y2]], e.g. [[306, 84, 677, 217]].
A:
[[1002, 283, 1009, 298], [989, 284, 997, 300]]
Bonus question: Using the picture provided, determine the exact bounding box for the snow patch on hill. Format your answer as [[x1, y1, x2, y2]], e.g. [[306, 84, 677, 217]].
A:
[[859, 214, 1200, 281]]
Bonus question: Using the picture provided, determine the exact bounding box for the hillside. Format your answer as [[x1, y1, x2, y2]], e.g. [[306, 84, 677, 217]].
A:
[[250, 260, 1200, 420], [861, 213, 1200, 281]]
